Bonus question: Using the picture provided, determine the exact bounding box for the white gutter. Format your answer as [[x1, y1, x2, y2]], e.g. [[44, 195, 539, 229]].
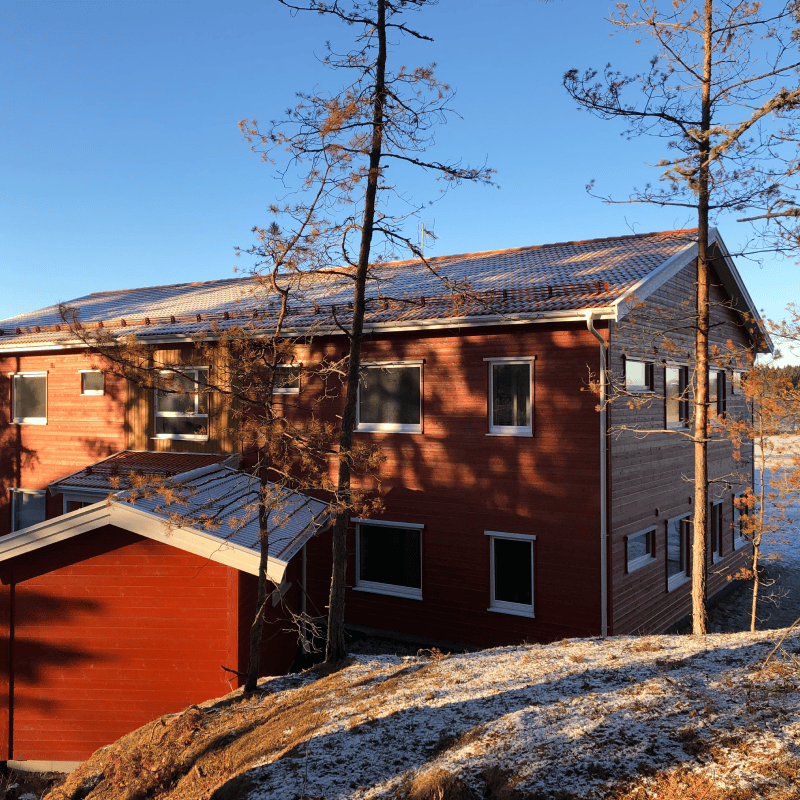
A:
[[586, 311, 609, 639]]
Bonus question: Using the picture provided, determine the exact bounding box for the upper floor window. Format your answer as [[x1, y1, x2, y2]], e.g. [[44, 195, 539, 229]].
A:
[[626, 527, 656, 573], [485, 357, 534, 436], [12, 372, 47, 424], [710, 500, 723, 561], [154, 367, 209, 441], [733, 492, 748, 549], [665, 366, 690, 429], [11, 488, 46, 532], [625, 358, 654, 393], [272, 365, 300, 395], [667, 513, 692, 591], [80, 370, 104, 396], [357, 362, 422, 433], [709, 369, 726, 418], [354, 519, 423, 599]]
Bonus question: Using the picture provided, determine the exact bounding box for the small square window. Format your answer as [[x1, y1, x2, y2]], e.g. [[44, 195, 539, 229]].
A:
[[357, 364, 422, 433], [665, 366, 690, 429], [80, 370, 104, 395], [487, 531, 535, 617], [625, 359, 654, 393], [272, 365, 300, 395], [355, 521, 423, 599], [667, 514, 692, 590], [12, 373, 47, 424], [485, 358, 534, 436], [627, 528, 656, 572], [11, 489, 46, 532]]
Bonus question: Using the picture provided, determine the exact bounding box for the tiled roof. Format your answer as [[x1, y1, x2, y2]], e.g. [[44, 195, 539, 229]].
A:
[[121, 463, 330, 563], [50, 451, 232, 492], [0, 229, 699, 350]]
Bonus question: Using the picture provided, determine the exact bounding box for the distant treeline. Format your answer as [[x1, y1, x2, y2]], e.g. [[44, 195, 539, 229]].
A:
[[757, 364, 800, 388]]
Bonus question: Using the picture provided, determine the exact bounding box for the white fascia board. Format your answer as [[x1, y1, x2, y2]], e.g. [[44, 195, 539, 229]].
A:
[[612, 240, 700, 322], [0, 504, 113, 561]]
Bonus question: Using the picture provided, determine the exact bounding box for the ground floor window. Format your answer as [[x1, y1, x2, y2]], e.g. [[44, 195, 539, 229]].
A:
[[667, 514, 691, 591], [710, 501, 723, 561], [11, 489, 46, 532], [486, 531, 535, 617], [354, 520, 423, 599]]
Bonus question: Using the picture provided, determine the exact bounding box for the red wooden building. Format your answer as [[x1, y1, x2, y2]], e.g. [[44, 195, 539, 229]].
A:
[[0, 227, 767, 767]]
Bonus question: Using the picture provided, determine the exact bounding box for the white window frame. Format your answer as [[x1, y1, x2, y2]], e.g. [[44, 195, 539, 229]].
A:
[[710, 500, 723, 562], [79, 369, 105, 396], [626, 527, 656, 573], [10, 488, 47, 532], [153, 367, 210, 441], [61, 489, 109, 514], [484, 357, 535, 437], [665, 365, 690, 430], [271, 364, 301, 395], [667, 513, 692, 591], [733, 492, 748, 549], [624, 358, 654, 393], [10, 372, 47, 424], [486, 530, 536, 618], [353, 518, 423, 600], [355, 361, 423, 434]]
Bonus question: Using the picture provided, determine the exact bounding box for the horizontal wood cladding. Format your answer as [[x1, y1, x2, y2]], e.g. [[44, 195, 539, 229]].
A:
[[6, 526, 234, 762], [126, 346, 234, 454], [0, 352, 127, 536], [608, 256, 755, 634]]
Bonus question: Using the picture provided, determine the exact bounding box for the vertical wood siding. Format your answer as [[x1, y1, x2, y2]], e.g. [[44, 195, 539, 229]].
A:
[[609, 256, 755, 634]]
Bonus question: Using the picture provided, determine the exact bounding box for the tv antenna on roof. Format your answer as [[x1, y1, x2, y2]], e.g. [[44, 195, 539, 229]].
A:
[[418, 218, 439, 257]]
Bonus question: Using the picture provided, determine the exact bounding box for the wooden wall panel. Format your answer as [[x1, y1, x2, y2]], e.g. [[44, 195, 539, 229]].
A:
[[7, 526, 232, 762], [608, 255, 756, 635]]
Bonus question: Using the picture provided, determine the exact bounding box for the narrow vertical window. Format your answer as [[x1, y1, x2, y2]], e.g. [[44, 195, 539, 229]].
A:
[[665, 366, 689, 429], [667, 514, 691, 590], [710, 501, 723, 560], [485, 357, 534, 436]]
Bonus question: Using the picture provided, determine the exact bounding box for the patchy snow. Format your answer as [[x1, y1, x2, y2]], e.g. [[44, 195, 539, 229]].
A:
[[237, 629, 799, 800]]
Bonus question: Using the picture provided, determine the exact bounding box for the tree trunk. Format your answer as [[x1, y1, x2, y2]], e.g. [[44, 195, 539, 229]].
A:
[[244, 475, 271, 691], [325, 0, 388, 665], [691, 0, 714, 636]]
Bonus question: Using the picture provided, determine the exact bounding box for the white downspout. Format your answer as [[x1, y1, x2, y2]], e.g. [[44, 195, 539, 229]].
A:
[[586, 312, 608, 638]]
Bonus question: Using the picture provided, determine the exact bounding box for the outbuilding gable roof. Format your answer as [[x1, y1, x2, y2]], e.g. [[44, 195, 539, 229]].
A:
[[0, 227, 769, 351], [0, 464, 330, 583]]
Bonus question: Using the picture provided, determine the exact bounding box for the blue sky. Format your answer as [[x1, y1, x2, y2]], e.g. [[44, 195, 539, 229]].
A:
[[2, 0, 798, 359]]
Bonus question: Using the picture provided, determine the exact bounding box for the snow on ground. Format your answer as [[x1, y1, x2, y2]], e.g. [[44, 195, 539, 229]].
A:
[[238, 630, 799, 800]]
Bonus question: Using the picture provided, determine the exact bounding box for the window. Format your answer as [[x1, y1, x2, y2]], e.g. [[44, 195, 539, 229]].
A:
[[154, 367, 209, 440], [272, 365, 300, 395], [665, 366, 690, 429], [710, 501, 723, 561], [485, 357, 534, 436], [733, 492, 748, 549], [627, 527, 656, 573], [80, 370, 104, 396], [625, 358, 654, 393], [11, 489, 46, 532], [667, 514, 692, 590], [11, 373, 47, 424], [731, 371, 743, 395], [356, 363, 422, 433], [354, 520, 423, 599], [709, 370, 726, 418], [487, 531, 535, 617]]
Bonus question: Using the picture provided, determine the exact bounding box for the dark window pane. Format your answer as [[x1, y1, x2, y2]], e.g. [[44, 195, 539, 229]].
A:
[[359, 367, 420, 426], [81, 372, 104, 393], [155, 416, 208, 438], [274, 366, 300, 391], [157, 372, 197, 413], [14, 492, 46, 530], [667, 518, 684, 578], [358, 524, 421, 589], [494, 538, 532, 605], [14, 375, 46, 419], [492, 364, 530, 427], [628, 531, 652, 563]]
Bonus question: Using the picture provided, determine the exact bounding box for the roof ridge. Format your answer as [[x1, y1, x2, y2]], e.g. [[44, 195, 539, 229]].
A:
[[380, 228, 699, 269]]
